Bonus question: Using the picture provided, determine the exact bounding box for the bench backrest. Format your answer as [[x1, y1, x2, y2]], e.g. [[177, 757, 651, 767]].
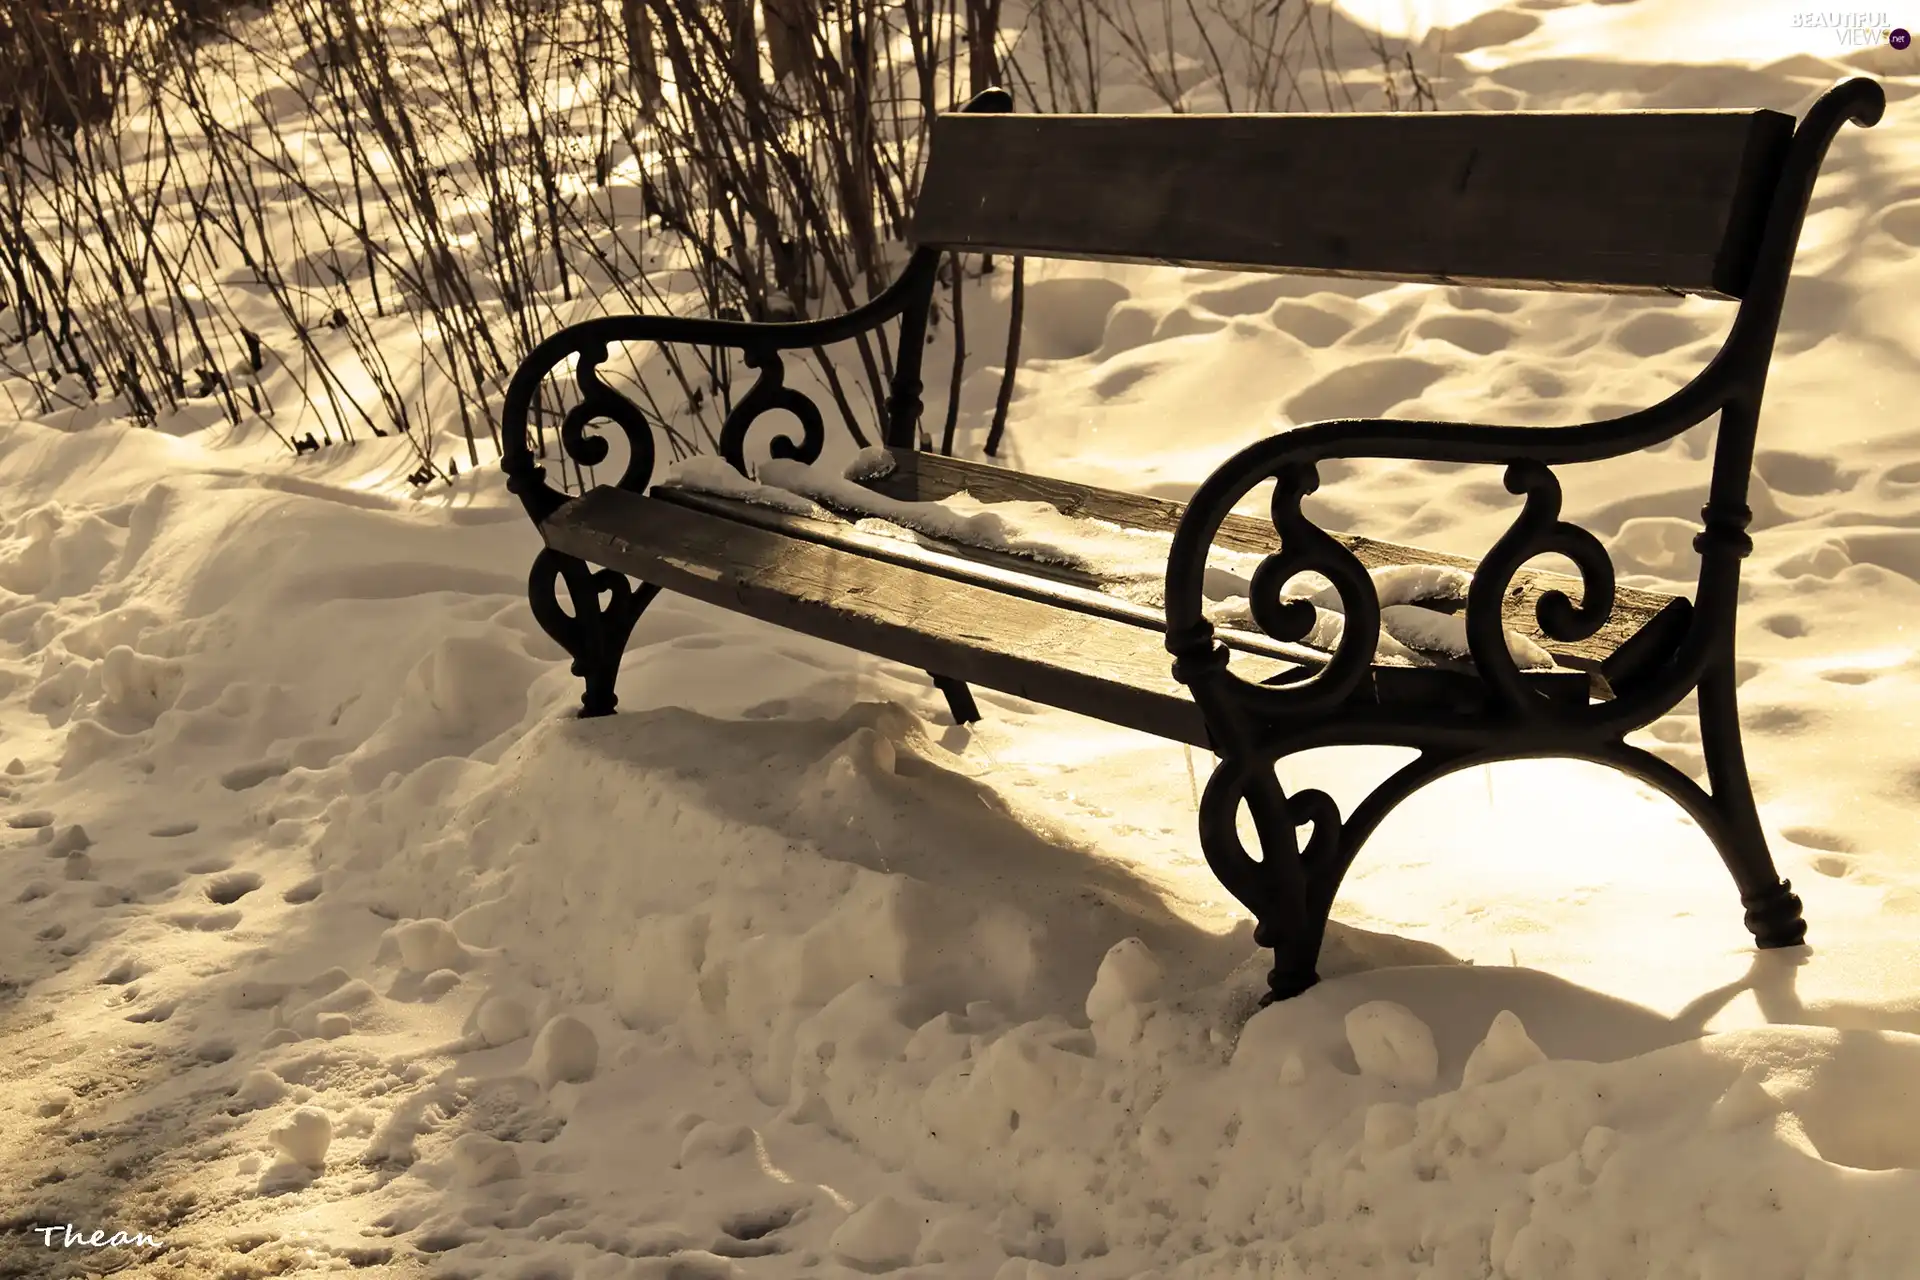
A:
[[910, 109, 1795, 300]]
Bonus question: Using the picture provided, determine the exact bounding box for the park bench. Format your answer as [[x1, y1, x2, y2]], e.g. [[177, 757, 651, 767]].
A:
[[499, 78, 1885, 1004]]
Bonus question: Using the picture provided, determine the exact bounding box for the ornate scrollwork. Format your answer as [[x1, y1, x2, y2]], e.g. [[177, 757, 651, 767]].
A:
[[500, 337, 663, 525], [556, 341, 657, 493], [527, 548, 660, 718], [1166, 450, 1381, 726], [717, 347, 828, 475], [498, 243, 944, 527], [1247, 461, 1381, 654], [1196, 757, 1344, 1000], [1464, 459, 1618, 715]]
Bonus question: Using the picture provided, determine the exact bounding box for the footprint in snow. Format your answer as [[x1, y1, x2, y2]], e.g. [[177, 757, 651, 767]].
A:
[[1444, 285, 1525, 314], [1268, 299, 1357, 348], [99, 957, 147, 985], [1018, 276, 1130, 361], [168, 908, 243, 932], [1877, 200, 1920, 248], [221, 760, 290, 792], [1762, 613, 1810, 639], [714, 1205, 801, 1258], [205, 869, 263, 905], [1611, 309, 1714, 359], [1754, 449, 1859, 498], [1285, 356, 1448, 423], [1413, 311, 1515, 356], [1783, 825, 1854, 859]]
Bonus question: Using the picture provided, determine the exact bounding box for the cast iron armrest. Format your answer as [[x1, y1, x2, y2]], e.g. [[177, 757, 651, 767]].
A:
[[1164, 391, 1757, 737], [497, 248, 942, 528]]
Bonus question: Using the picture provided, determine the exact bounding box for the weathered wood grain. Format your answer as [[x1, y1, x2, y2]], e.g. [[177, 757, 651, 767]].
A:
[[652, 485, 1343, 671], [545, 488, 1244, 746], [865, 449, 1688, 679], [912, 108, 1793, 298], [542, 489, 1587, 747]]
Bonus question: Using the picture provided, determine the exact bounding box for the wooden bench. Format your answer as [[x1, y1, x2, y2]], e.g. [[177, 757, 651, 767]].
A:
[[499, 78, 1885, 1004]]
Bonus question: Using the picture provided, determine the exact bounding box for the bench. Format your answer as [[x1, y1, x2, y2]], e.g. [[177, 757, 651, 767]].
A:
[[499, 78, 1885, 1004]]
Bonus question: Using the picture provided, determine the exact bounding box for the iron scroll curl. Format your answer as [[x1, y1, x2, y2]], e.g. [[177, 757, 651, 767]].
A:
[[719, 348, 829, 475]]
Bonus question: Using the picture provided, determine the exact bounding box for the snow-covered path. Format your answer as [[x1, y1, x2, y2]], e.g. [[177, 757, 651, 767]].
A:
[[3, 2, 1919, 1276]]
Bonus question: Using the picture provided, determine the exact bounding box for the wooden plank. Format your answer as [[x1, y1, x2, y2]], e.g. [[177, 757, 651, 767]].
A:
[[659, 483, 1424, 675], [541, 490, 1587, 746], [911, 109, 1793, 298], [654, 483, 1594, 698], [543, 488, 1241, 747], [864, 449, 1687, 675]]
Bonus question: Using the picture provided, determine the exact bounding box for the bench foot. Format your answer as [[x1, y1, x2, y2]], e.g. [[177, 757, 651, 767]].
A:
[[1255, 922, 1322, 1006], [1195, 758, 1347, 1006], [1198, 717, 1812, 1007], [1695, 659, 1808, 950], [1743, 880, 1807, 948], [928, 673, 981, 725], [528, 548, 659, 719]]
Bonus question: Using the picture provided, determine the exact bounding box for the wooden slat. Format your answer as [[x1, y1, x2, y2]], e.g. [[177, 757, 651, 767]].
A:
[[659, 483, 1403, 675], [541, 490, 1588, 746], [652, 483, 1594, 701], [911, 109, 1794, 298], [864, 449, 1688, 676], [543, 488, 1247, 746]]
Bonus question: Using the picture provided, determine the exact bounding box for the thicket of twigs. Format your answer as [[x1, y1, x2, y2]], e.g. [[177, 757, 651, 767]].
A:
[[0, 0, 1434, 484]]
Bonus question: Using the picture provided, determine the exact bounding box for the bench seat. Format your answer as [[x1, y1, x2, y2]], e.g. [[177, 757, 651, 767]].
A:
[[539, 446, 1678, 744], [860, 449, 1694, 697]]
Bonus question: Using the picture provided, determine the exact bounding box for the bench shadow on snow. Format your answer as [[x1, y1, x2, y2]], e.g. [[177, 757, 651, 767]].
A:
[[553, 699, 1881, 1082], [560, 698, 1250, 1009]]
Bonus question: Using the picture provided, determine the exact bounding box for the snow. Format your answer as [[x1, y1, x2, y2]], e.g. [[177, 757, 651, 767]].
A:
[[1344, 1001, 1442, 1087], [268, 1105, 334, 1171], [1, 1, 1919, 1277], [1460, 1010, 1548, 1089], [670, 455, 1559, 667], [526, 1014, 600, 1086], [829, 1195, 930, 1269], [658, 454, 837, 519]]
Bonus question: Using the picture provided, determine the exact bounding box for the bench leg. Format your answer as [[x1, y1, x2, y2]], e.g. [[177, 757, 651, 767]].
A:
[[1190, 677, 1806, 1008], [528, 548, 660, 719], [928, 673, 981, 725], [1695, 661, 1807, 948], [1195, 757, 1343, 1004]]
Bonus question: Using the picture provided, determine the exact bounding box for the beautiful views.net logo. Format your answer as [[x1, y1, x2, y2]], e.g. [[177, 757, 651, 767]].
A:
[[1792, 11, 1912, 46]]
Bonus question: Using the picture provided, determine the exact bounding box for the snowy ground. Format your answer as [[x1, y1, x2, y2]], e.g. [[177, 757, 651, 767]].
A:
[[3, 1, 1920, 1277]]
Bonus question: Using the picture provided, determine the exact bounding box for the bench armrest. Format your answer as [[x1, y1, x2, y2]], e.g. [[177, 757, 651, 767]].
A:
[[499, 250, 941, 526], [1163, 405, 1724, 736]]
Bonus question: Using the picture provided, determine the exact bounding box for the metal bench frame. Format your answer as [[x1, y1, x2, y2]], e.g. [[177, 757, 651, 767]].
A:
[[499, 79, 1886, 1003]]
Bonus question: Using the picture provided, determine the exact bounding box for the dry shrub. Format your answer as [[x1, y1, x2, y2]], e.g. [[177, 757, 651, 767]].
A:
[[0, 0, 1434, 478]]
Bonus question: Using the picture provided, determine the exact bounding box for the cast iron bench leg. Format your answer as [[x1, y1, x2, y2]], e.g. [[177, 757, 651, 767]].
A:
[[1697, 661, 1807, 947], [928, 673, 981, 725], [529, 548, 659, 719], [1194, 755, 1339, 1005]]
